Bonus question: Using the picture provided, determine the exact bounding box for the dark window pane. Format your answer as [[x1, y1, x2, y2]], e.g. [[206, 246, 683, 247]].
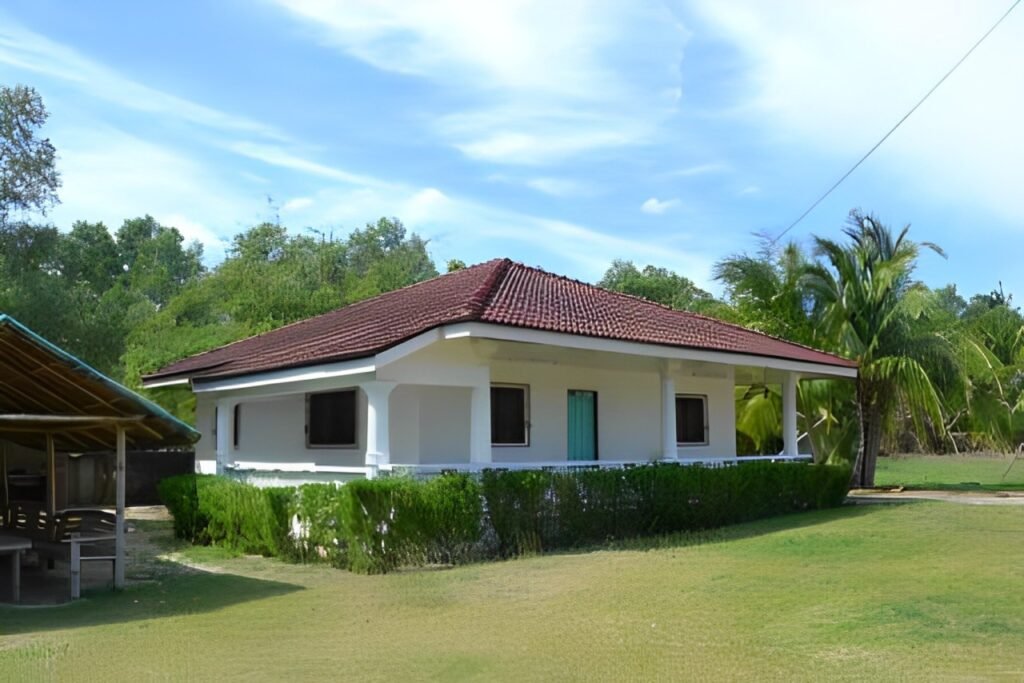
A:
[[308, 390, 357, 446], [233, 404, 241, 448], [676, 396, 706, 444], [491, 386, 526, 444]]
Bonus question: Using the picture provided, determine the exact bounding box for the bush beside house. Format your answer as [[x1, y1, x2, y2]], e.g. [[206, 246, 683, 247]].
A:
[[159, 462, 850, 574]]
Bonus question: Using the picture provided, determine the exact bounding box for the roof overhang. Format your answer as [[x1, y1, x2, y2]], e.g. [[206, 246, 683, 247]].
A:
[[0, 314, 199, 451], [440, 322, 858, 379], [151, 321, 855, 397]]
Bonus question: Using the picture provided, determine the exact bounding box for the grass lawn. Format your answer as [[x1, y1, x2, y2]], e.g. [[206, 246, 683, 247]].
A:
[[875, 453, 1024, 490], [3, 502, 1024, 681]]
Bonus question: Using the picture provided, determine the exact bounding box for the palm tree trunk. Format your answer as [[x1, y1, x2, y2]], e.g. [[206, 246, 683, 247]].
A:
[[861, 404, 883, 487], [850, 380, 868, 488], [851, 380, 884, 488]]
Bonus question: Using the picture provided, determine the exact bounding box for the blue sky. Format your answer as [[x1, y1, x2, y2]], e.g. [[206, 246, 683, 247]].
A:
[[1, 1, 1021, 298]]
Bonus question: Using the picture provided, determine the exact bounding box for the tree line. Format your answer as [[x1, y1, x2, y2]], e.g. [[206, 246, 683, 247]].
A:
[[5, 84, 1023, 486]]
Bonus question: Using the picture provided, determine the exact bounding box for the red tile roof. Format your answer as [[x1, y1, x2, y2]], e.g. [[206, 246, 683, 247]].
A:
[[145, 258, 856, 383]]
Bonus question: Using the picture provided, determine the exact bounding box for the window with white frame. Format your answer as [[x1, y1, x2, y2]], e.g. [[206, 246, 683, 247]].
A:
[[491, 384, 529, 446], [675, 394, 709, 445], [306, 389, 357, 447]]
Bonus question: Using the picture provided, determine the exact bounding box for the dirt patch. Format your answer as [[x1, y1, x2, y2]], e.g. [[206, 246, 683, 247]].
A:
[[124, 506, 208, 584]]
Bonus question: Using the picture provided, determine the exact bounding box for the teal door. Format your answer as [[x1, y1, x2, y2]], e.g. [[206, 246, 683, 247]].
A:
[[567, 390, 597, 461]]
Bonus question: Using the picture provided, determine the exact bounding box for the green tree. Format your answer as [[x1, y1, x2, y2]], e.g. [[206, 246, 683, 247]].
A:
[[116, 215, 204, 306], [0, 85, 60, 224], [714, 238, 817, 345], [598, 260, 715, 311], [59, 220, 120, 294], [126, 217, 438, 421], [803, 211, 947, 486]]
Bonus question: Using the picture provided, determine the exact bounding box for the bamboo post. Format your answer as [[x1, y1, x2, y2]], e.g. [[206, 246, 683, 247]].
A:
[[114, 426, 126, 589], [46, 433, 56, 515], [1, 442, 7, 512]]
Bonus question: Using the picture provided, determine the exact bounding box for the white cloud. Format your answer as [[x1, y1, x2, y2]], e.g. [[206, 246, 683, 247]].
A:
[[270, 0, 689, 164], [0, 8, 719, 285], [227, 142, 389, 188], [159, 214, 228, 253], [667, 162, 731, 177], [47, 125, 251, 263], [738, 185, 760, 196], [275, 182, 714, 285], [641, 197, 681, 215], [282, 197, 314, 212], [525, 177, 589, 197], [0, 18, 287, 141], [688, 0, 1024, 222]]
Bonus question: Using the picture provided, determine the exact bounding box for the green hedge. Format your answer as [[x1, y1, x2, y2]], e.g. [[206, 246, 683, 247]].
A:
[[292, 483, 349, 567], [341, 474, 483, 573], [159, 462, 849, 573], [481, 462, 850, 555], [157, 474, 291, 556]]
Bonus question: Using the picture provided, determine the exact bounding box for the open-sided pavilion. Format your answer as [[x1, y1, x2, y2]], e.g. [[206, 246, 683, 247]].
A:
[[0, 314, 198, 602]]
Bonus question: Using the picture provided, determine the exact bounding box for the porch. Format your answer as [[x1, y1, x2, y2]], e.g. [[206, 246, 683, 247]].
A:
[[193, 330, 853, 481]]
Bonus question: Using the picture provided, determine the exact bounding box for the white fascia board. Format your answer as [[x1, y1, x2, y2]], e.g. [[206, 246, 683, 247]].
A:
[[374, 328, 443, 368], [192, 358, 376, 394], [441, 322, 857, 379], [140, 377, 190, 389]]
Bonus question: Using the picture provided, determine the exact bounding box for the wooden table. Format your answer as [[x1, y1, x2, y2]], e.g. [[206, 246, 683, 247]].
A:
[[0, 533, 32, 603]]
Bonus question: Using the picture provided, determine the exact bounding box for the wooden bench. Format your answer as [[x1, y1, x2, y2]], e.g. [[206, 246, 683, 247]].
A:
[[3, 503, 117, 599]]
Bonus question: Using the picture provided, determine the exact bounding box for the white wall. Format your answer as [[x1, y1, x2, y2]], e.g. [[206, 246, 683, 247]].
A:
[[195, 337, 740, 471], [232, 391, 368, 468], [484, 361, 737, 462], [672, 372, 737, 459], [417, 386, 471, 463], [488, 360, 660, 462], [194, 395, 216, 473]]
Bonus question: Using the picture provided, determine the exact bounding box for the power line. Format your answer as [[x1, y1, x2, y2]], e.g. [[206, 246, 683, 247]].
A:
[[771, 0, 1022, 244]]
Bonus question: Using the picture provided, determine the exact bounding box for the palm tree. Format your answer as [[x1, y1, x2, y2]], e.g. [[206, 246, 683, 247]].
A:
[[803, 211, 947, 486], [714, 236, 817, 345], [716, 238, 854, 463]]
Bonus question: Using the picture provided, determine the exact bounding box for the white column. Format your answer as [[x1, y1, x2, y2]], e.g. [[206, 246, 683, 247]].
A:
[[214, 398, 234, 474], [114, 426, 126, 589], [782, 372, 800, 456], [364, 381, 396, 476], [661, 371, 676, 460], [469, 382, 492, 464]]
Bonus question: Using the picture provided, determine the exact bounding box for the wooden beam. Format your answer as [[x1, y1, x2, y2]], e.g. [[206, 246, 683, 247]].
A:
[[0, 414, 146, 424], [0, 373, 55, 413], [0, 337, 124, 413]]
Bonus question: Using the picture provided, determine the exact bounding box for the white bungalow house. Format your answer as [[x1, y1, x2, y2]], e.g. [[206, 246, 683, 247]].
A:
[[143, 259, 857, 482]]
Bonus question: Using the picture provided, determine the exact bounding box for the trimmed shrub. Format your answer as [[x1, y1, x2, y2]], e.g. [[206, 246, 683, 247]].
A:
[[341, 473, 483, 573], [158, 474, 291, 556], [292, 483, 349, 567], [418, 473, 486, 564], [157, 473, 207, 542]]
